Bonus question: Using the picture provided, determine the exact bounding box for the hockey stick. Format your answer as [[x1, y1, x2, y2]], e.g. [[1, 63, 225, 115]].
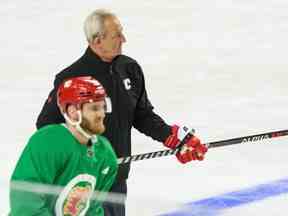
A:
[[117, 129, 288, 164]]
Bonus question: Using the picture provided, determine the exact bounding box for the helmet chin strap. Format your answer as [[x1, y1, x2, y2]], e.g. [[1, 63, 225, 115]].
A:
[[63, 110, 98, 143]]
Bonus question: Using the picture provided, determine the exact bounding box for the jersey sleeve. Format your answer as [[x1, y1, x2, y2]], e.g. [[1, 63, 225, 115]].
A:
[[10, 132, 66, 215]]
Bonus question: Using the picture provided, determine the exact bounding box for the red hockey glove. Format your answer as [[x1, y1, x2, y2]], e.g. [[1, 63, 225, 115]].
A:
[[164, 125, 208, 164]]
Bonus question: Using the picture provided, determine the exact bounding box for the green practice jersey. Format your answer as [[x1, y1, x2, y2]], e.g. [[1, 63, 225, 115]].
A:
[[10, 124, 118, 216]]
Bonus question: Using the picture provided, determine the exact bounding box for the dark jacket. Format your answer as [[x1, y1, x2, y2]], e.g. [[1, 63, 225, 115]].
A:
[[36, 47, 171, 181]]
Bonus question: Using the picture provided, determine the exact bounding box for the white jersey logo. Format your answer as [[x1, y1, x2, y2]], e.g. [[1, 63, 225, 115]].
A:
[[123, 78, 131, 90], [101, 166, 110, 175]]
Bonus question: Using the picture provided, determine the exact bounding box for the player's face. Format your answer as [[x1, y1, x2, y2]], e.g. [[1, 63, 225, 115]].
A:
[[97, 16, 126, 61], [81, 101, 106, 135]]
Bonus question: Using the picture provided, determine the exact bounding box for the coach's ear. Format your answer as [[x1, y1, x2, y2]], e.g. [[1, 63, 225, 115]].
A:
[[90, 35, 102, 48]]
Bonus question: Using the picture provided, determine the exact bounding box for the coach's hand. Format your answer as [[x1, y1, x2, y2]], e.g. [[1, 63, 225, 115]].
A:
[[164, 125, 208, 164]]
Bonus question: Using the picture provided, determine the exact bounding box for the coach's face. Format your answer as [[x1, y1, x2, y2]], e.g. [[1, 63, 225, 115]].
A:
[[96, 16, 126, 62]]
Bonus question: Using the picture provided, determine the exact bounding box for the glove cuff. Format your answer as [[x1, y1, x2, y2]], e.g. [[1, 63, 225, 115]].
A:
[[164, 125, 180, 149]]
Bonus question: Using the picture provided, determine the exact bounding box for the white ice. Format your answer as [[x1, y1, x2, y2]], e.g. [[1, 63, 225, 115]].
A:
[[1, 0, 288, 215]]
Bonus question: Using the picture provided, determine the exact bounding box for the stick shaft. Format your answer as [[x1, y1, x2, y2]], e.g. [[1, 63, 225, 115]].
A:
[[117, 129, 288, 164]]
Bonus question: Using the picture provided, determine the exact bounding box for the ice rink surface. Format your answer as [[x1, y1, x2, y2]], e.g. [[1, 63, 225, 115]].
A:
[[1, 0, 288, 215]]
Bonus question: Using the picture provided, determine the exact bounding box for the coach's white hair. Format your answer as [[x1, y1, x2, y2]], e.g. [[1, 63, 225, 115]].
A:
[[84, 9, 116, 43]]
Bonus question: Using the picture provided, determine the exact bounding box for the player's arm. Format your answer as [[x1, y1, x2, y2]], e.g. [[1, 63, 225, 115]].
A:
[[10, 136, 62, 215]]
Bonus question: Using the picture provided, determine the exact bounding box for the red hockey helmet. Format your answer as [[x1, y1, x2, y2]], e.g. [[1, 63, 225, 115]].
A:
[[57, 76, 106, 111]]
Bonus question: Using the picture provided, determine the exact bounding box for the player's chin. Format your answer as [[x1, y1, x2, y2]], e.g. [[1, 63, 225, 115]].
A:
[[94, 124, 105, 135]]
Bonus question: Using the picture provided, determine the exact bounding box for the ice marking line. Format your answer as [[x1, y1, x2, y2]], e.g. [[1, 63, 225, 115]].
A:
[[160, 177, 288, 216]]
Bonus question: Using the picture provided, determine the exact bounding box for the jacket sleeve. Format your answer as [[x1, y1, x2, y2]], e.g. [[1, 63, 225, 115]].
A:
[[130, 63, 171, 142], [36, 78, 65, 129], [10, 136, 63, 215]]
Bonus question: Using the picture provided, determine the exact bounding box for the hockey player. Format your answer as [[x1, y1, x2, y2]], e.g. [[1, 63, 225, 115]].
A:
[[10, 76, 118, 215], [36, 9, 208, 216]]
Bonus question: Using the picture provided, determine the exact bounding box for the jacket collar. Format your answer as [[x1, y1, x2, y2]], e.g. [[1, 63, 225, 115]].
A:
[[84, 46, 106, 64], [84, 46, 121, 65]]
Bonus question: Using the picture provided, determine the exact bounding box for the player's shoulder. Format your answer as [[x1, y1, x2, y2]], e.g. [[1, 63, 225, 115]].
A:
[[33, 124, 67, 137], [97, 135, 113, 150], [28, 124, 71, 150], [97, 136, 117, 160]]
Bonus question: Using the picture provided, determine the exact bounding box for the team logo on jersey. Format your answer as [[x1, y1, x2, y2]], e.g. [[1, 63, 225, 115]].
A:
[[123, 78, 131, 90], [101, 166, 110, 175], [55, 174, 96, 216], [63, 184, 92, 215]]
